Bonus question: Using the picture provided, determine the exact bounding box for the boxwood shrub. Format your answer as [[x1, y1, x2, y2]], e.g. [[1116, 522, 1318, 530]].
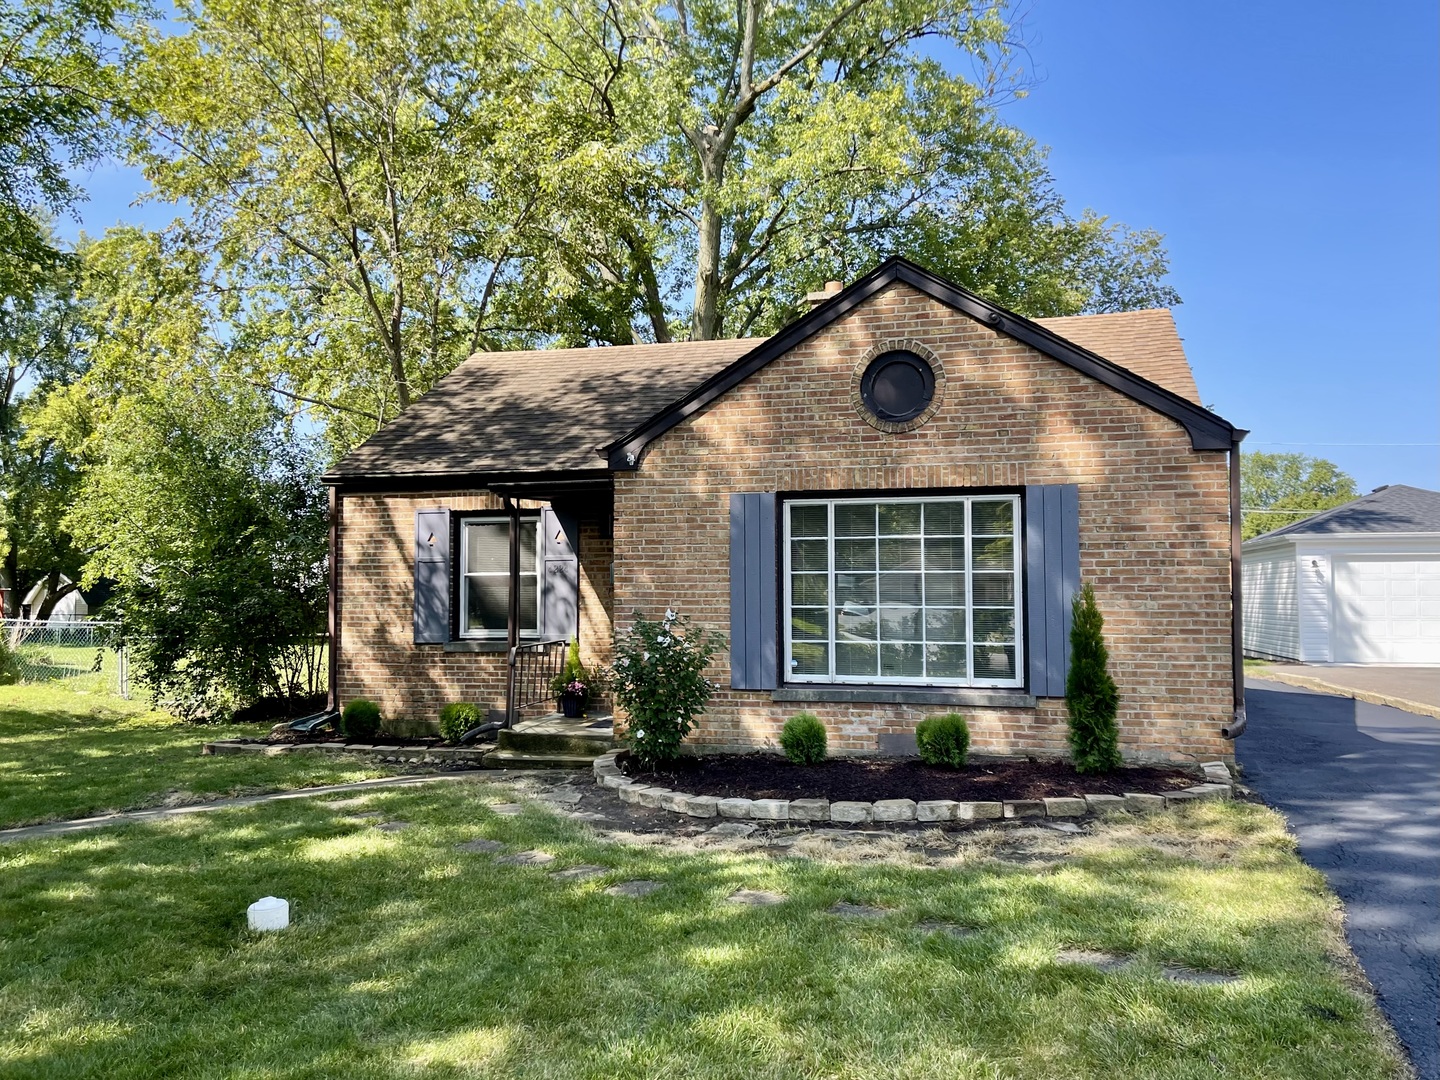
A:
[[340, 698, 382, 740], [916, 713, 970, 768], [779, 712, 827, 765], [439, 702, 484, 744]]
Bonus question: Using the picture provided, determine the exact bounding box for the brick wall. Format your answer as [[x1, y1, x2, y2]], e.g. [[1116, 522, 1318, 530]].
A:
[[335, 491, 614, 729], [613, 281, 1234, 763]]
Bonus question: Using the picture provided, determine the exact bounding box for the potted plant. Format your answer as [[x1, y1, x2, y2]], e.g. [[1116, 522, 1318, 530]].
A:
[[549, 639, 599, 718]]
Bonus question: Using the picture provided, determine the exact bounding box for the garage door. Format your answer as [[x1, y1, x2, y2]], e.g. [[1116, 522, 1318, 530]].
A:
[[1332, 555, 1440, 664]]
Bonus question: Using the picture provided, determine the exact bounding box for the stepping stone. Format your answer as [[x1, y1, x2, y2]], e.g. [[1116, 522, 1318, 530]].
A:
[[916, 920, 977, 939], [455, 838, 506, 854], [489, 803, 527, 816], [542, 789, 584, 806], [374, 821, 411, 832], [552, 864, 610, 881], [325, 797, 373, 809], [707, 822, 758, 838], [1163, 966, 1241, 985], [495, 849, 555, 867], [566, 811, 608, 823], [828, 901, 889, 919], [726, 889, 786, 906], [1042, 821, 1085, 834], [1057, 949, 1133, 973], [605, 880, 663, 898]]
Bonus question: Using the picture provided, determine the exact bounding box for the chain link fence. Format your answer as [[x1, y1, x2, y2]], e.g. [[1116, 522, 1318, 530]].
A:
[[2, 620, 129, 697]]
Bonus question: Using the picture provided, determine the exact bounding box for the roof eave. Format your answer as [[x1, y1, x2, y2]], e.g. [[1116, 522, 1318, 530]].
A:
[[603, 257, 1238, 469]]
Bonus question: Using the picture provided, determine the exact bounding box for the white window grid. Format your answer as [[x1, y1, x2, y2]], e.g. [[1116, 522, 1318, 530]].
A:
[[458, 515, 542, 639], [781, 494, 1024, 688]]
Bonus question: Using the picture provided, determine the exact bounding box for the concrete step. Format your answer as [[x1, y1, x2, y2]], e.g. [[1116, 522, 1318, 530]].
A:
[[481, 749, 602, 770], [498, 719, 613, 758]]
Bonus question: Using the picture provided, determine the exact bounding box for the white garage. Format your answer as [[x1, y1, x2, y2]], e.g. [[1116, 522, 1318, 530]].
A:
[[1242, 484, 1440, 666]]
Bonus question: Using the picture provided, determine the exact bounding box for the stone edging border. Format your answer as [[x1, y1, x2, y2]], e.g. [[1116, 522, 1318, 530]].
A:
[[203, 740, 490, 766], [591, 751, 1234, 823]]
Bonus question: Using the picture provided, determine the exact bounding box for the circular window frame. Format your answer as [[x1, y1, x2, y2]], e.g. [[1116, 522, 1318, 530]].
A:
[[850, 340, 946, 433]]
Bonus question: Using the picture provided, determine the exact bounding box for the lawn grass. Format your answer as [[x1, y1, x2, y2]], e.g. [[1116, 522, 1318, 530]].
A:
[[0, 684, 394, 829], [0, 778, 1410, 1079]]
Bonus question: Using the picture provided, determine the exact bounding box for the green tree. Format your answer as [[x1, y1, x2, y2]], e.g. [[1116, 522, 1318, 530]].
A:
[[1241, 451, 1359, 540], [0, 0, 132, 288], [33, 228, 328, 718], [1065, 583, 1121, 775], [533, 0, 1180, 340], [0, 251, 88, 618]]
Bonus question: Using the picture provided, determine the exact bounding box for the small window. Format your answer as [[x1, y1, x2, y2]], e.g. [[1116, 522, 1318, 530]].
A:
[[860, 350, 935, 423], [459, 517, 539, 638], [784, 495, 1023, 687]]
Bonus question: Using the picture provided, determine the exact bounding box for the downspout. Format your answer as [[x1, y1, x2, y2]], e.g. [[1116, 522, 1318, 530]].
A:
[[504, 497, 521, 727], [1222, 430, 1249, 739], [327, 486, 341, 713]]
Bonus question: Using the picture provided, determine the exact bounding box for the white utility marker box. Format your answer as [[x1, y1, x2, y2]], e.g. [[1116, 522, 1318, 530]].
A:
[[247, 896, 289, 931]]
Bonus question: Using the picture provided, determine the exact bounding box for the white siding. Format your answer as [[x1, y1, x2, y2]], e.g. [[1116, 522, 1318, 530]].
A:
[[1242, 549, 1300, 660], [1296, 551, 1332, 662]]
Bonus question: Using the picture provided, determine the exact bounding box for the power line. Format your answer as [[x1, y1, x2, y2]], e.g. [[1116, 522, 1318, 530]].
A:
[[1247, 441, 1439, 447]]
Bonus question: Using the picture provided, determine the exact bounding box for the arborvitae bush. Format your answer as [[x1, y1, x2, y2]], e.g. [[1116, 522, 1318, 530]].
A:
[[438, 702, 484, 744], [916, 713, 970, 768], [779, 712, 827, 765], [340, 698, 382, 740], [1065, 583, 1122, 774]]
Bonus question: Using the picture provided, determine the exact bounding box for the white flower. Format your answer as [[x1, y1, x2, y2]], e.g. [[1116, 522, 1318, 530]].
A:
[[664, 608, 677, 622], [635, 730, 645, 739], [657, 635, 670, 645], [643, 651, 649, 661]]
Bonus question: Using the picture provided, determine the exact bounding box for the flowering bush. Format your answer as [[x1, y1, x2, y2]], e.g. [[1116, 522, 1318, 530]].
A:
[[608, 609, 724, 767], [549, 638, 601, 703], [564, 679, 589, 697]]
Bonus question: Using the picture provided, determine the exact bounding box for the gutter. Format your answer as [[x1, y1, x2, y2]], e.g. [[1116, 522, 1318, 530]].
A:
[[1223, 429, 1250, 739]]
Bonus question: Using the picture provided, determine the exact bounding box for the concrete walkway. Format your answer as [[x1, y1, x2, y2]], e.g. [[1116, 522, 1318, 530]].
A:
[[0, 773, 474, 844], [1257, 664, 1440, 720], [1239, 678, 1440, 1079]]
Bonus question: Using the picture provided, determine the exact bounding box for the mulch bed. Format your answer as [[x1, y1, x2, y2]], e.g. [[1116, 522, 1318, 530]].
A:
[[622, 753, 1200, 803]]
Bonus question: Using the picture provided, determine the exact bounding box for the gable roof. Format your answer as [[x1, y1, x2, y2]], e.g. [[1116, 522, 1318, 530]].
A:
[[1034, 309, 1200, 405], [1246, 484, 1440, 542], [328, 256, 1237, 485], [603, 258, 1235, 468], [327, 339, 758, 480]]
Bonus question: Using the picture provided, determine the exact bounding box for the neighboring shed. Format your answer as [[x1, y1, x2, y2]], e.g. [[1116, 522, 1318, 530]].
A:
[[1242, 485, 1440, 664]]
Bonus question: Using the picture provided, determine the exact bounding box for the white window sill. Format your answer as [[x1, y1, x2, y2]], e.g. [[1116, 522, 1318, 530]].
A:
[[772, 685, 1036, 708], [440, 638, 541, 653]]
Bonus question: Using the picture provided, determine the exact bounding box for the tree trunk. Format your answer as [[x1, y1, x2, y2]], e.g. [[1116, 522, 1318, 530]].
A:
[[691, 195, 724, 340], [34, 574, 81, 622]]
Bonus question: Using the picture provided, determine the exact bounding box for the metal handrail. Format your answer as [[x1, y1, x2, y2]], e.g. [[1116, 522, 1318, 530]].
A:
[[506, 638, 568, 725]]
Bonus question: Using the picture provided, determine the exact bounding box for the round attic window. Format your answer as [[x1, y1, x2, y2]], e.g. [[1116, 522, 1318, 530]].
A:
[[859, 350, 935, 423]]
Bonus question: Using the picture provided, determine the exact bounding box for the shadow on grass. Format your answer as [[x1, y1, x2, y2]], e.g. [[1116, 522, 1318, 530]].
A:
[[0, 786, 1409, 1080]]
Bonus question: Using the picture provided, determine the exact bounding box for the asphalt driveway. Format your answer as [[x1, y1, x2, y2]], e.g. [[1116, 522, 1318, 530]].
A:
[[1240, 678, 1440, 1078]]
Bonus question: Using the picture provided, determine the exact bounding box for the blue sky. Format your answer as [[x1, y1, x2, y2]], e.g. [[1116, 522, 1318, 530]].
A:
[[60, 2, 1438, 492]]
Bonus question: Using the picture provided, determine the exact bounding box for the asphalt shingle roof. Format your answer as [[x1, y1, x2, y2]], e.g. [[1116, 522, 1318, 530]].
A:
[[329, 304, 1203, 481], [1248, 485, 1440, 540]]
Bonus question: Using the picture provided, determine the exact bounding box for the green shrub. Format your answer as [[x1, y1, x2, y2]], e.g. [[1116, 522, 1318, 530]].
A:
[[0, 634, 18, 685], [340, 698, 382, 740], [779, 712, 827, 765], [438, 702, 484, 744], [608, 609, 724, 767], [1066, 582, 1122, 774], [916, 713, 970, 768], [549, 637, 601, 703]]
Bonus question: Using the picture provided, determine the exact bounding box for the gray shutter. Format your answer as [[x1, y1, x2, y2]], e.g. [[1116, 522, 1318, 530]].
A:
[[729, 493, 778, 690], [541, 505, 580, 641], [414, 507, 450, 644], [1025, 484, 1080, 697]]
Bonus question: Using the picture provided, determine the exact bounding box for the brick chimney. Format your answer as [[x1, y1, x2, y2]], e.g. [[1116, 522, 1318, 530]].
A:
[[804, 280, 844, 308]]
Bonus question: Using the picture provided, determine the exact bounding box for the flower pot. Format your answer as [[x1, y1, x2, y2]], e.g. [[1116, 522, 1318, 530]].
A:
[[559, 692, 586, 719]]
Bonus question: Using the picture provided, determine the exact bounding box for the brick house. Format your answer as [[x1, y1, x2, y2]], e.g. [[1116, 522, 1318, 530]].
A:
[[324, 257, 1247, 762]]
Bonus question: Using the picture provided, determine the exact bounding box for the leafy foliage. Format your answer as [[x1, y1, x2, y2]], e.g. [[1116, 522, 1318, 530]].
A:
[[340, 699, 382, 741], [1065, 584, 1121, 775], [0, 633, 19, 684], [608, 609, 724, 767], [549, 638, 601, 702], [779, 712, 827, 765], [916, 713, 970, 768], [31, 230, 329, 721], [0, 0, 132, 288], [438, 702, 484, 744], [1241, 452, 1359, 540]]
